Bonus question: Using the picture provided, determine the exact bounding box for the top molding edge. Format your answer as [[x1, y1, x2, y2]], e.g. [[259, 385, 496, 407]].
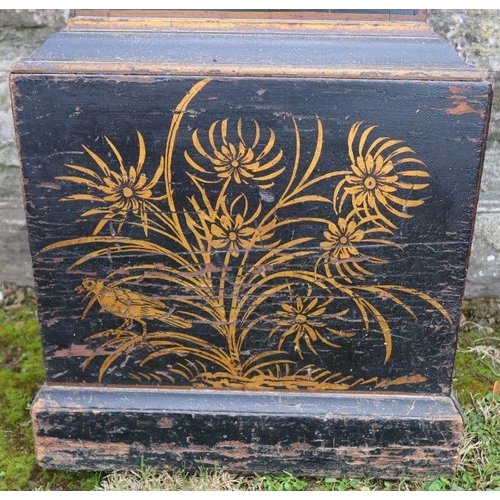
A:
[[72, 9, 428, 23]]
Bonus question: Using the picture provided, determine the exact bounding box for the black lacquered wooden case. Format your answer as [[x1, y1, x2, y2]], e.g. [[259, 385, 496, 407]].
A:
[[10, 9, 491, 477]]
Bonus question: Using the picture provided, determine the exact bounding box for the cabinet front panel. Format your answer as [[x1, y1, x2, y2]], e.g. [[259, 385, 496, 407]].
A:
[[12, 75, 489, 393]]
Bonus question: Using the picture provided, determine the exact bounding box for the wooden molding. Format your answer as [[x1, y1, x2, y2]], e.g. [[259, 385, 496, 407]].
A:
[[73, 9, 427, 23]]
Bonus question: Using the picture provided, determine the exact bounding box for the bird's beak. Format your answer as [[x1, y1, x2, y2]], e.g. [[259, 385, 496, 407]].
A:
[[75, 284, 83, 293]]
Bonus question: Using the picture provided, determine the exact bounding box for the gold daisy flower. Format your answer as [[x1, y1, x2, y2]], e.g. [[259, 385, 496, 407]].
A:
[[185, 118, 284, 189], [318, 217, 398, 280], [208, 194, 276, 257], [58, 132, 165, 235], [345, 153, 399, 208], [210, 214, 255, 256], [320, 217, 365, 261], [334, 121, 430, 228], [270, 290, 353, 359]]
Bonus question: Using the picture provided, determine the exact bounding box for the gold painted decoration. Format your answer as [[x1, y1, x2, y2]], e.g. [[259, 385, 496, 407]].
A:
[[58, 131, 166, 236], [43, 78, 452, 390]]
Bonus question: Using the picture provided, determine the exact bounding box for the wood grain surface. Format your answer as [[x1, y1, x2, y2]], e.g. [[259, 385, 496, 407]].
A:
[[12, 75, 491, 393]]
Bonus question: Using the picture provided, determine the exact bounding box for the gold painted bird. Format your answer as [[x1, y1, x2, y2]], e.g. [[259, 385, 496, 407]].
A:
[[76, 278, 192, 334]]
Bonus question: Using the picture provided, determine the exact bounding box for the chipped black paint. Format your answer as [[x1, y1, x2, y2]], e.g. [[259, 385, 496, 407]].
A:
[[11, 12, 491, 476], [32, 385, 463, 477], [12, 75, 490, 393]]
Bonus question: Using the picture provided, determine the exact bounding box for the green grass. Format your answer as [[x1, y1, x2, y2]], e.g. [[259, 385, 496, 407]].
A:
[[0, 304, 102, 490], [0, 295, 498, 490], [456, 299, 500, 403]]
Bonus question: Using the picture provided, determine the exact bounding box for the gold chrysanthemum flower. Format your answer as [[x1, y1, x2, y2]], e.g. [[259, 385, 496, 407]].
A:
[[210, 214, 255, 256], [207, 194, 277, 257], [318, 217, 399, 280], [334, 121, 430, 228], [270, 291, 353, 359], [320, 218, 365, 261], [185, 118, 284, 189], [58, 132, 165, 235], [345, 153, 399, 208]]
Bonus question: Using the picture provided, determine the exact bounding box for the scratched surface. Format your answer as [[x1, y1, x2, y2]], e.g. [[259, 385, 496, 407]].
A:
[[31, 385, 463, 476], [12, 75, 490, 393]]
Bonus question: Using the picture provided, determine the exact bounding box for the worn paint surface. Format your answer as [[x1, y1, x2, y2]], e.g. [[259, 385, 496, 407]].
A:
[[31, 385, 463, 477], [12, 76, 490, 393], [9, 12, 493, 476], [73, 9, 427, 22]]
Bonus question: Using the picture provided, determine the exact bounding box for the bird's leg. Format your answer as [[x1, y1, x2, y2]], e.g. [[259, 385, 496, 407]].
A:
[[136, 320, 155, 352], [116, 319, 140, 338]]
